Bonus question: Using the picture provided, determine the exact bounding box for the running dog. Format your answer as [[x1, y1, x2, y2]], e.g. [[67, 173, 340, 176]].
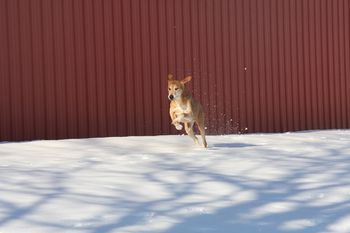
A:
[[168, 74, 208, 148]]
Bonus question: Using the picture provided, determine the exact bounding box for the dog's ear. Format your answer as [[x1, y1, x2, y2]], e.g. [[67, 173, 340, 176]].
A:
[[181, 75, 192, 84], [168, 74, 174, 80]]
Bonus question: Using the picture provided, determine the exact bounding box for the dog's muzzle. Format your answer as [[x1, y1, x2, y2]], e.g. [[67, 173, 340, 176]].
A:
[[168, 95, 174, 100]]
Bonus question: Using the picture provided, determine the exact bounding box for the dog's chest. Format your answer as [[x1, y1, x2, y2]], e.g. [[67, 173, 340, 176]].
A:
[[173, 102, 187, 114]]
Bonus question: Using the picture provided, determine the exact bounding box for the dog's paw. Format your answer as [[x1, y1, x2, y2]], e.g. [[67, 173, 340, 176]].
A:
[[175, 123, 183, 130]]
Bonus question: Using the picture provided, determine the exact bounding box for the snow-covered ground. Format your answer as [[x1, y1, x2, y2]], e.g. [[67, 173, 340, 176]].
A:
[[0, 130, 350, 233]]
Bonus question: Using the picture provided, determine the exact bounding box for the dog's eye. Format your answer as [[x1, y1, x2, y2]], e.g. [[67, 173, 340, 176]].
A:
[[168, 88, 171, 90], [175, 88, 179, 91]]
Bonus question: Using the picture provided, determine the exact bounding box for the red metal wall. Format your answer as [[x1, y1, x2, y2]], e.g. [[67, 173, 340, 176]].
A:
[[1, 0, 350, 141]]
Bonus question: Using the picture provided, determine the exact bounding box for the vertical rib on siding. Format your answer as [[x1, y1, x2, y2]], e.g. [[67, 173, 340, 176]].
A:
[[345, 0, 350, 128], [0, 0, 12, 140], [1, 0, 350, 141]]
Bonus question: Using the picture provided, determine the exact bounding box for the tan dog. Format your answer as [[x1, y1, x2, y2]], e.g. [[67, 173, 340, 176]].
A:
[[168, 74, 208, 148]]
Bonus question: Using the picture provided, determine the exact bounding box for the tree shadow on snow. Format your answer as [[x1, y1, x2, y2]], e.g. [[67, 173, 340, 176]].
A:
[[163, 146, 350, 233], [1, 136, 350, 233], [90, 142, 350, 233]]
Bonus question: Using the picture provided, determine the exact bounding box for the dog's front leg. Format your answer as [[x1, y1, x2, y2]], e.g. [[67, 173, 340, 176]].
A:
[[172, 116, 184, 130], [170, 110, 183, 130], [173, 123, 183, 130]]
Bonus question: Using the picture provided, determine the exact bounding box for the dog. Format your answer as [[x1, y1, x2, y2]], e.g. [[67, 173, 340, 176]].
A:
[[168, 74, 208, 148]]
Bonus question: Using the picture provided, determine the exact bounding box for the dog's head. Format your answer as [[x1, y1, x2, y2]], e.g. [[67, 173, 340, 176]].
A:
[[167, 74, 192, 101]]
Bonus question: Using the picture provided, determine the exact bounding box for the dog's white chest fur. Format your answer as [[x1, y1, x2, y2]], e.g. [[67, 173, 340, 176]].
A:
[[172, 101, 193, 123], [174, 102, 187, 114]]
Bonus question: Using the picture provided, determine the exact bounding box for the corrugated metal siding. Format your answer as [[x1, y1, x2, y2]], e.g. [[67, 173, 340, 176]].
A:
[[1, 0, 350, 141]]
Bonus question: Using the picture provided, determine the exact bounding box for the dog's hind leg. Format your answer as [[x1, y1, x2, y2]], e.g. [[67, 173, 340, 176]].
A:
[[185, 122, 199, 145], [198, 125, 208, 148], [196, 113, 208, 148]]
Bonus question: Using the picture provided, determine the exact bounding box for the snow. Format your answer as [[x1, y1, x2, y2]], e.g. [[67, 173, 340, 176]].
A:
[[0, 130, 350, 233]]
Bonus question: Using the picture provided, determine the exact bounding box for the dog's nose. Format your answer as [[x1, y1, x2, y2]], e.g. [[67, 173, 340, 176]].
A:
[[168, 95, 174, 100]]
